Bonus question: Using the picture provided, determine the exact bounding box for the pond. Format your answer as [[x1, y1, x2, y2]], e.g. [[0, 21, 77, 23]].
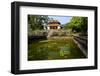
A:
[[28, 37, 87, 61]]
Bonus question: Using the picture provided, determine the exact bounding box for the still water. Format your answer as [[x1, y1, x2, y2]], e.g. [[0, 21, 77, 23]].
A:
[[28, 37, 86, 61]]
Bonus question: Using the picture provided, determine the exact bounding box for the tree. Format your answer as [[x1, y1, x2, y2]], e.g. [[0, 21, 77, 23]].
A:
[[79, 17, 88, 33], [28, 15, 49, 30], [64, 16, 88, 34]]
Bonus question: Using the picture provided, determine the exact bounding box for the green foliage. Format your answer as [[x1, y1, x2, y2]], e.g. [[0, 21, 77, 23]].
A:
[[28, 30, 47, 37], [28, 15, 49, 30], [64, 16, 88, 33]]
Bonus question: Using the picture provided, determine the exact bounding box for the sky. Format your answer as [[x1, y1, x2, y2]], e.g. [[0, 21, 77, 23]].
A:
[[48, 16, 72, 25]]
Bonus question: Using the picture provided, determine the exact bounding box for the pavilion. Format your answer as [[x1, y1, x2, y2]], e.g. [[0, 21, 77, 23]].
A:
[[45, 20, 61, 30]]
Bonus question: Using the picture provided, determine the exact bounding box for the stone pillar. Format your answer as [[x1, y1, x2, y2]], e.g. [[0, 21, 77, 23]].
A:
[[43, 26, 46, 30], [47, 26, 50, 30], [58, 26, 60, 29]]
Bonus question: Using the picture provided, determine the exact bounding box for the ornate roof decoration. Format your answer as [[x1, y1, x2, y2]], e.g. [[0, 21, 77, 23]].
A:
[[48, 20, 61, 25]]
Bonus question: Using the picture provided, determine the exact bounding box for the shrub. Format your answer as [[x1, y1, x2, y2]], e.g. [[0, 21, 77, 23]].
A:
[[59, 31, 67, 36], [51, 31, 59, 36]]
